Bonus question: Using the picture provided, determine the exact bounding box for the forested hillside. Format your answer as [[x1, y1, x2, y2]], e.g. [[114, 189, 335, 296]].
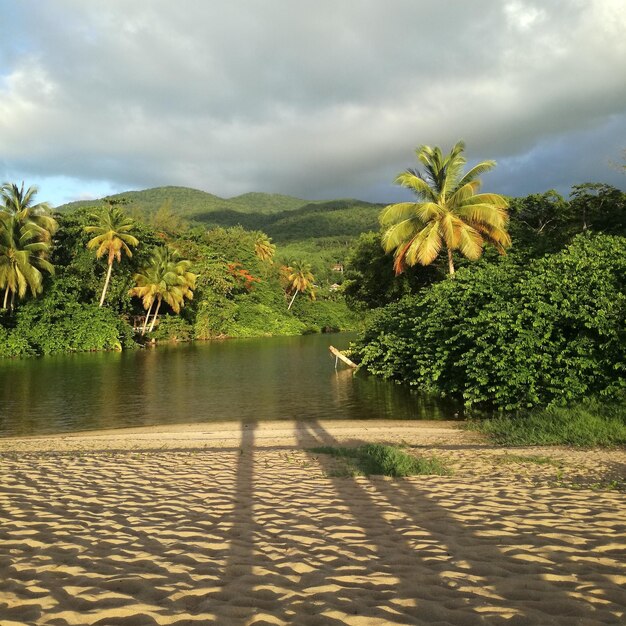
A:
[[58, 187, 382, 243], [58, 186, 311, 216], [57, 187, 382, 285]]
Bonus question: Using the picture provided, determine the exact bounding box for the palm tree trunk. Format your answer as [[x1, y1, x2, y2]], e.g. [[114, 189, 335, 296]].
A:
[[9, 289, 15, 314], [447, 249, 455, 276], [99, 260, 114, 307], [141, 300, 154, 335], [148, 298, 162, 333], [287, 290, 299, 310], [3, 287, 9, 310]]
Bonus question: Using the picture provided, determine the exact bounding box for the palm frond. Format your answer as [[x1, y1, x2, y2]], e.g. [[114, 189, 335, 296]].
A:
[[393, 172, 437, 201], [382, 218, 423, 253], [405, 221, 442, 266], [456, 202, 508, 229], [457, 225, 484, 260], [456, 160, 496, 188]]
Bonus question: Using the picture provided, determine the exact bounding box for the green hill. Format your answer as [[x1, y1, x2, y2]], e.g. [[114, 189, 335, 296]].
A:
[[56, 186, 383, 244], [56, 186, 311, 216]]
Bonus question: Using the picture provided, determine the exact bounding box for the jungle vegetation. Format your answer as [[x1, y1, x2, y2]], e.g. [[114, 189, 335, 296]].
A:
[[1, 143, 625, 431], [0, 187, 359, 357], [349, 142, 625, 416]]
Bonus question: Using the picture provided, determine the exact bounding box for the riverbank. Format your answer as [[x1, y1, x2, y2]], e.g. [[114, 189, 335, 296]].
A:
[[1, 420, 625, 625]]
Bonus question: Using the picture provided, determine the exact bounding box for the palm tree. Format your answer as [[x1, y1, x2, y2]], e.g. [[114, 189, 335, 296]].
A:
[[84, 204, 139, 306], [254, 232, 276, 263], [129, 247, 196, 334], [0, 214, 54, 312], [129, 262, 161, 335], [381, 141, 511, 276], [0, 182, 58, 242], [0, 182, 56, 313], [286, 260, 315, 310]]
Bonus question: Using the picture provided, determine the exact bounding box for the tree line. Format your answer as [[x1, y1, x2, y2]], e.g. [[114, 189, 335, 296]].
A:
[[350, 141, 625, 411], [0, 187, 351, 358]]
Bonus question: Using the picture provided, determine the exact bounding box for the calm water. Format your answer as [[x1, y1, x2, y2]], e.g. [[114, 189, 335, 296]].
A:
[[0, 333, 461, 438]]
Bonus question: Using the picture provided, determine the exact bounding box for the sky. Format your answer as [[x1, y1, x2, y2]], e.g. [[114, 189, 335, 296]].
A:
[[0, 0, 625, 208]]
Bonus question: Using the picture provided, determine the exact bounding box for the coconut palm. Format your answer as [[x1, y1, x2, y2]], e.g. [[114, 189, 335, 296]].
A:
[[84, 204, 139, 306], [0, 213, 54, 312], [129, 247, 196, 334], [254, 232, 276, 263], [0, 182, 58, 241], [286, 260, 315, 310], [381, 141, 511, 276]]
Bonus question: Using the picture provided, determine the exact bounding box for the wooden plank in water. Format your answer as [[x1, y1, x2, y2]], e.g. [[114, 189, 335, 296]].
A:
[[329, 345, 357, 369]]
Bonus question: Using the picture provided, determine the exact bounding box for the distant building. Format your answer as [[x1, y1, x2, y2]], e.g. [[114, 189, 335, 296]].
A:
[[331, 263, 344, 273], [329, 283, 341, 291]]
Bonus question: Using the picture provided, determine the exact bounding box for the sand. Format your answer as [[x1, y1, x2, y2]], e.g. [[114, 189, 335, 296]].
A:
[[0, 420, 625, 625]]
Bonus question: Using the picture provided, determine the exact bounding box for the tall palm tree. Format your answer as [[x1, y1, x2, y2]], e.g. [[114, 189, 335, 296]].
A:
[[0, 182, 56, 313], [84, 204, 139, 306], [129, 262, 161, 335], [129, 247, 196, 334], [254, 232, 276, 263], [0, 214, 54, 312], [286, 260, 315, 310], [0, 182, 58, 241], [381, 141, 511, 276]]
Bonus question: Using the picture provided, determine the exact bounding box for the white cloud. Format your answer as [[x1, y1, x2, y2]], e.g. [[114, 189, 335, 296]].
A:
[[0, 0, 624, 206]]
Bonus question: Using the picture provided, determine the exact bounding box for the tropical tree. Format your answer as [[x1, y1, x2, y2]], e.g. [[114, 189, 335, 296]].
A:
[[254, 232, 276, 263], [84, 203, 139, 306], [0, 182, 57, 313], [129, 246, 196, 334], [381, 141, 511, 276], [285, 260, 315, 310], [0, 182, 58, 241], [0, 214, 54, 313]]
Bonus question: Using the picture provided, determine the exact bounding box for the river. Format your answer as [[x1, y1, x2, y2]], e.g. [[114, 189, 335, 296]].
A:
[[0, 333, 461, 438]]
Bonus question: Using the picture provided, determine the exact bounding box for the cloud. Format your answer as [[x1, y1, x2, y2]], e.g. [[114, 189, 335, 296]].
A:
[[0, 0, 624, 206]]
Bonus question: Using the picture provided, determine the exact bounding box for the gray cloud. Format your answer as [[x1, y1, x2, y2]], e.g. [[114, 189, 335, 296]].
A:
[[0, 0, 624, 205]]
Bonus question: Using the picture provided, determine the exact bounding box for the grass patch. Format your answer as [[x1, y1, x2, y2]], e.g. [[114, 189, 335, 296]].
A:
[[472, 399, 626, 447], [492, 454, 562, 466], [309, 443, 450, 477]]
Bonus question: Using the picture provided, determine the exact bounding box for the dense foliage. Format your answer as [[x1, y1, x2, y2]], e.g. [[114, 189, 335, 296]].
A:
[[3, 175, 625, 414], [0, 192, 359, 357], [343, 232, 441, 309], [353, 233, 626, 410]]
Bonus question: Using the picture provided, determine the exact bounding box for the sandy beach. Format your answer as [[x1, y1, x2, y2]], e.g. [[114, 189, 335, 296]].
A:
[[1, 420, 625, 625]]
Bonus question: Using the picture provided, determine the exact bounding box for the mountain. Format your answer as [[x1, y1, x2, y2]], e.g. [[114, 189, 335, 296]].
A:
[[56, 186, 384, 243], [56, 186, 312, 215]]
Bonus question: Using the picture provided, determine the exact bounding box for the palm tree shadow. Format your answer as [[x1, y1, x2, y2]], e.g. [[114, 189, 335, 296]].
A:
[[206, 420, 262, 624], [299, 420, 621, 625], [294, 421, 465, 624]]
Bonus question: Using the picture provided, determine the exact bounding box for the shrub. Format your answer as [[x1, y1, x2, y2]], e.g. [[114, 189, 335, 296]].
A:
[[353, 234, 626, 409], [3, 301, 135, 356], [151, 315, 194, 342], [290, 298, 357, 333]]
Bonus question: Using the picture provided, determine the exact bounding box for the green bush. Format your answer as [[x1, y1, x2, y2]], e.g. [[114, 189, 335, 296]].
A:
[[151, 314, 194, 342], [2, 301, 135, 356], [0, 324, 36, 358], [194, 292, 237, 339], [353, 234, 626, 410], [290, 297, 357, 333], [227, 298, 305, 337]]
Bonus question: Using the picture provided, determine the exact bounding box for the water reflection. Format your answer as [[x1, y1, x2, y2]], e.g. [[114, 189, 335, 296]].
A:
[[0, 334, 461, 437]]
